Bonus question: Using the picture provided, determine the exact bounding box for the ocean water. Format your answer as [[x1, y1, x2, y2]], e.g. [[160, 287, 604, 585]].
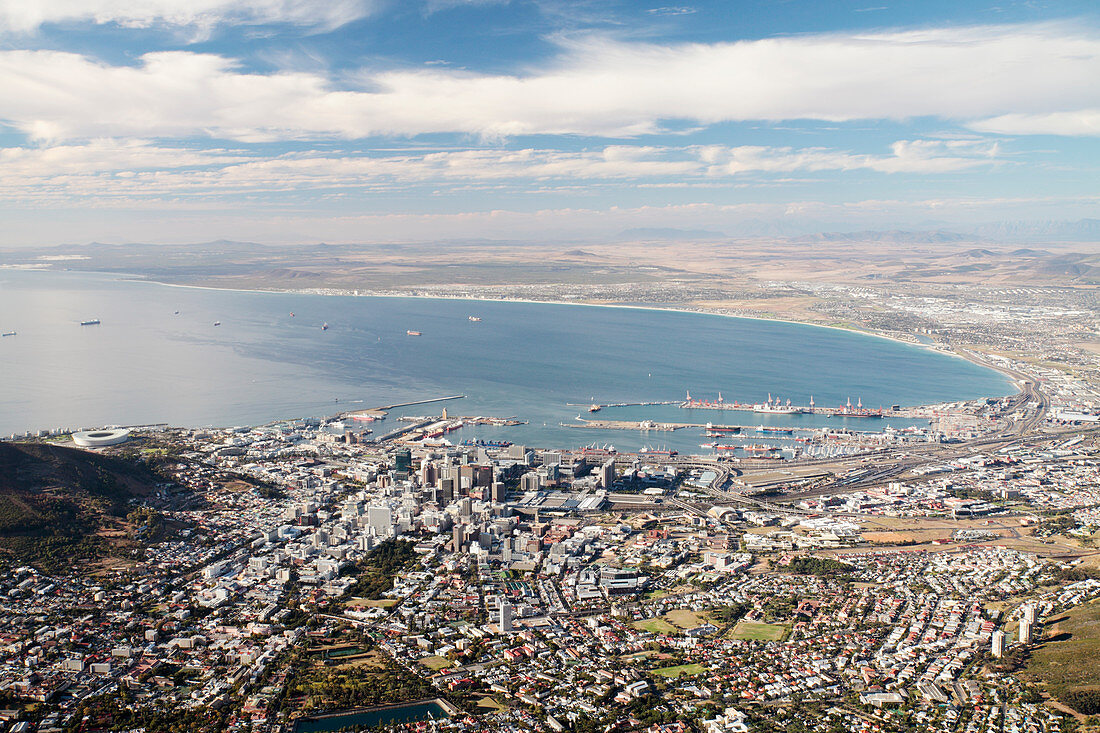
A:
[[0, 269, 1013, 451]]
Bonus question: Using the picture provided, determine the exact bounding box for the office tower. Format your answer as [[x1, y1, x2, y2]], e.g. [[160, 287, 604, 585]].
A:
[[600, 458, 615, 489]]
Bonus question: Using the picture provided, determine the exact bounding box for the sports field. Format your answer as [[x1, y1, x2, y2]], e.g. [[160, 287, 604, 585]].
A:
[[729, 621, 788, 641]]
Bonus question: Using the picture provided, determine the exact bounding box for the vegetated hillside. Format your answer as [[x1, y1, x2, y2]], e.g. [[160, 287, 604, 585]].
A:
[[0, 441, 164, 572], [1018, 592, 1100, 714]]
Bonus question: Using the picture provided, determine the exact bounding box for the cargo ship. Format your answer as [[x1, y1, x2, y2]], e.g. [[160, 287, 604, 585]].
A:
[[407, 330, 421, 336], [468, 316, 481, 322], [753, 394, 805, 414], [831, 397, 883, 418], [638, 446, 678, 456], [460, 439, 512, 448], [80, 319, 100, 326], [588, 404, 602, 413]]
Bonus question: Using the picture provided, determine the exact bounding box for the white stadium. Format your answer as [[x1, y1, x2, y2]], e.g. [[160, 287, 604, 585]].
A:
[[72, 429, 131, 447]]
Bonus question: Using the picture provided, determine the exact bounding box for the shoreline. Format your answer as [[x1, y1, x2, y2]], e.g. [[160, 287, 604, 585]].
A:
[[143, 275, 943, 352], [139, 274, 1015, 389]]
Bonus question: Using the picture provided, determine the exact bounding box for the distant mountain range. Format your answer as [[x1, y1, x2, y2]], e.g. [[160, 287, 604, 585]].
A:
[[966, 219, 1100, 242], [792, 229, 973, 244], [48, 218, 1100, 254], [616, 219, 1100, 244], [792, 219, 1100, 244], [617, 227, 728, 240]]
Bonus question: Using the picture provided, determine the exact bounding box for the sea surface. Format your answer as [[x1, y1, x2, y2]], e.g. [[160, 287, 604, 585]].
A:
[[0, 269, 1013, 452]]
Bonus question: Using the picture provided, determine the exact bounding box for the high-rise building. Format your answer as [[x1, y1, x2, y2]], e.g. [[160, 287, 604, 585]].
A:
[[368, 505, 393, 537], [420, 461, 437, 488], [452, 524, 465, 552], [991, 629, 1005, 657], [520, 472, 541, 492], [1023, 604, 1036, 624], [1019, 618, 1032, 644], [499, 600, 513, 632], [459, 464, 494, 489], [437, 477, 455, 504], [600, 459, 615, 489], [394, 448, 412, 474], [491, 481, 506, 503]]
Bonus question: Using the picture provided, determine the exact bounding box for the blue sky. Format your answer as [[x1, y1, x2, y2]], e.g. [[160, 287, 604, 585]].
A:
[[0, 0, 1097, 245]]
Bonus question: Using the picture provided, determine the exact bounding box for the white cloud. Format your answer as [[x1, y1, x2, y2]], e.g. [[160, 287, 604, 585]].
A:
[[970, 110, 1100, 136], [0, 24, 1096, 140], [422, 0, 510, 15], [0, 138, 249, 174], [0, 0, 375, 34], [0, 139, 1000, 206], [646, 7, 697, 15], [699, 139, 997, 175]]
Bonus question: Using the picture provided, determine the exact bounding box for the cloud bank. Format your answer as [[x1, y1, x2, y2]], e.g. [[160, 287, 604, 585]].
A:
[[0, 0, 376, 34], [0, 139, 1000, 204], [0, 24, 1096, 141]]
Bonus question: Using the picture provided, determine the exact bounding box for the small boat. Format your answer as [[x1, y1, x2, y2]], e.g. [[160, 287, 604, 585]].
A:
[[213, 321, 221, 326], [80, 319, 100, 326], [407, 330, 421, 336], [468, 316, 481, 322], [173, 310, 179, 315], [1, 331, 15, 337], [588, 404, 602, 413], [321, 323, 328, 331], [290, 312, 295, 317]]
